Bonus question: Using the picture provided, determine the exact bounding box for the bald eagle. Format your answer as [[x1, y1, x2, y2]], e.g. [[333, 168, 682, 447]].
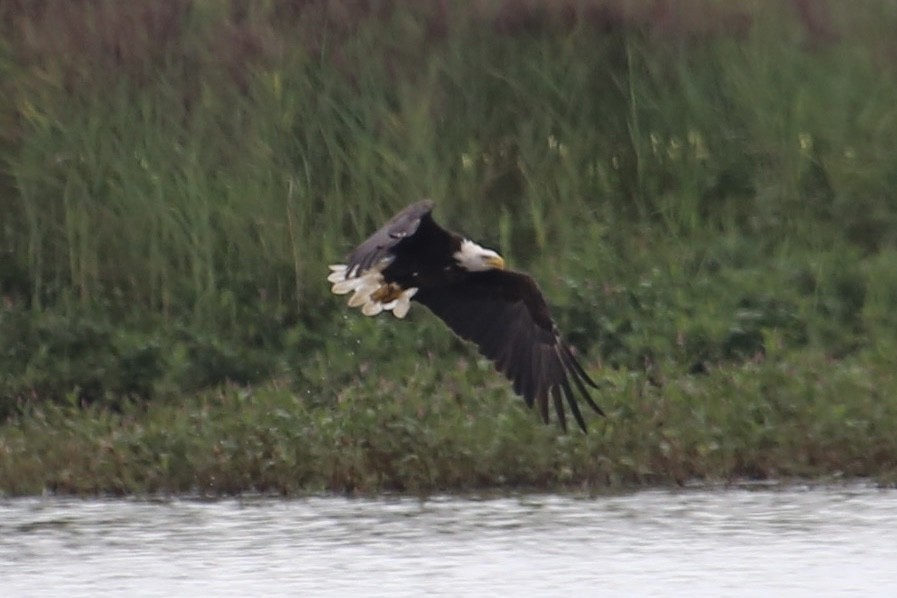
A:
[[328, 200, 603, 432]]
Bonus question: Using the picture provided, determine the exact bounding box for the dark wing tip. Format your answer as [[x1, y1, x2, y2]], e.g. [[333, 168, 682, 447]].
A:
[[550, 385, 568, 433], [510, 339, 601, 434], [558, 342, 605, 417]]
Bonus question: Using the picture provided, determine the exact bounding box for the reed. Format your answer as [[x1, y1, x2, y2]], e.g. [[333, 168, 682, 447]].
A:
[[6, 1, 894, 323]]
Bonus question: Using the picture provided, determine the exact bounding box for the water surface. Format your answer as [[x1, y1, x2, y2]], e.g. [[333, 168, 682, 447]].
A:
[[2, 484, 895, 597]]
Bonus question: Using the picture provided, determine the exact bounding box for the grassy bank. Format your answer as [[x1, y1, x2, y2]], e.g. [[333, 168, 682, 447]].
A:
[[3, 347, 897, 496], [2, 1, 897, 494]]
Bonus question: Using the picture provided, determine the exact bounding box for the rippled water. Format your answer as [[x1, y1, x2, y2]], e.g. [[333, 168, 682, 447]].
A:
[[2, 484, 896, 597]]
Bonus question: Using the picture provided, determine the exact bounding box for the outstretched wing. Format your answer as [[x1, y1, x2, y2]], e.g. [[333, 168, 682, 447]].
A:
[[414, 270, 604, 432], [344, 199, 436, 276]]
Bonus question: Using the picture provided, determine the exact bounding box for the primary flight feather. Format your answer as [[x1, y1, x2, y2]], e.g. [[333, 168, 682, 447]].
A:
[[328, 200, 603, 432]]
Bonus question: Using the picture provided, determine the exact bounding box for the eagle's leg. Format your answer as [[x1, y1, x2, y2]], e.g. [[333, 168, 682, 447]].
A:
[[371, 282, 404, 304]]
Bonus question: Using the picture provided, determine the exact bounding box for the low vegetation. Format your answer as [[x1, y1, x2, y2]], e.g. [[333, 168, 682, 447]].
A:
[[3, 348, 896, 496]]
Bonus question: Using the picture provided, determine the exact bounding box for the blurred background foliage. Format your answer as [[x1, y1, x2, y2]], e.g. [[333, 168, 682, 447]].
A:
[[2, 0, 897, 418]]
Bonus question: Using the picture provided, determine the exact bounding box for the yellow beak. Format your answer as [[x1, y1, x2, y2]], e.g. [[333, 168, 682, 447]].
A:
[[486, 255, 506, 270]]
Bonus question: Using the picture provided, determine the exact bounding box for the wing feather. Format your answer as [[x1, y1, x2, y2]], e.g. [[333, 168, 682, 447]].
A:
[[508, 334, 530, 397], [551, 385, 567, 432], [560, 341, 602, 390], [559, 344, 605, 416], [343, 200, 437, 277], [415, 270, 602, 432], [530, 347, 551, 424], [529, 344, 546, 415], [509, 317, 538, 399], [556, 357, 587, 433]]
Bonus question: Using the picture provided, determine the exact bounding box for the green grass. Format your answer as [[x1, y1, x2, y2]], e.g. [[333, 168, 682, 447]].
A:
[[2, 1, 897, 494], [2, 347, 896, 497]]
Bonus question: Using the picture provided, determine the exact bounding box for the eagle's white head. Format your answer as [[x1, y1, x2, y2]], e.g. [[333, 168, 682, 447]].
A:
[[454, 239, 506, 272]]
